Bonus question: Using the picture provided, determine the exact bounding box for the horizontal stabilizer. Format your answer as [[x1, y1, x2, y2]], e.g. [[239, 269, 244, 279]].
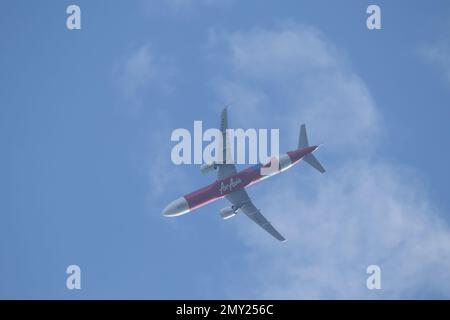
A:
[[303, 153, 326, 173]]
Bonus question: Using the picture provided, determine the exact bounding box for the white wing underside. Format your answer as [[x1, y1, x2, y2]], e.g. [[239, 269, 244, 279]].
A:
[[217, 107, 286, 242], [217, 107, 237, 180], [225, 189, 286, 242]]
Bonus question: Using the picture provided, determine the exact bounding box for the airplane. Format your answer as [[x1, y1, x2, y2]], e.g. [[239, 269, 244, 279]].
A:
[[162, 107, 325, 242]]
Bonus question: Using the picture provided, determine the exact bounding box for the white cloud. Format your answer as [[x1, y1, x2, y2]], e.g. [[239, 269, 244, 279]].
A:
[[165, 0, 229, 9], [420, 39, 450, 84], [237, 162, 450, 299], [118, 45, 153, 98], [112, 45, 183, 209], [143, 0, 233, 16], [114, 45, 174, 109], [112, 45, 184, 211], [146, 129, 189, 202], [224, 25, 338, 79], [208, 23, 450, 298], [209, 24, 380, 155]]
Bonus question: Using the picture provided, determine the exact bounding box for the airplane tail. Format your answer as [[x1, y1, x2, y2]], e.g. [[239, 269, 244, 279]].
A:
[[298, 124, 326, 173]]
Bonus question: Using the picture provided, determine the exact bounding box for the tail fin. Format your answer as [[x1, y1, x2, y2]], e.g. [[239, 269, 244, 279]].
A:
[[298, 124, 326, 173]]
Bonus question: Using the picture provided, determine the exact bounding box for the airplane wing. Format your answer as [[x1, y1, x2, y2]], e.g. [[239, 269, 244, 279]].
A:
[[217, 107, 237, 180], [225, 189, 286, 242]]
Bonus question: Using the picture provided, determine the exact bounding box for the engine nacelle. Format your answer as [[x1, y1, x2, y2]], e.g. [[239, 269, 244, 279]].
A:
[[220, 206, 238, 220], [200, 162, 217, 174]]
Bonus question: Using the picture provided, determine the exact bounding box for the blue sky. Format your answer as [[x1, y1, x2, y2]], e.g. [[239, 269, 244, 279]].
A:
[[1, 0, 450, 299]]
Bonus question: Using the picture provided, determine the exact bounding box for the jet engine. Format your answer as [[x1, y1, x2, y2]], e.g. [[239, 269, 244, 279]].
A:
[[220, 206, 238, 220], [200, 162, 217, 174]]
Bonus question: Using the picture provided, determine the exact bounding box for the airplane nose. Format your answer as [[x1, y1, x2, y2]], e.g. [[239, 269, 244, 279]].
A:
[[162, 197, 190, 217]]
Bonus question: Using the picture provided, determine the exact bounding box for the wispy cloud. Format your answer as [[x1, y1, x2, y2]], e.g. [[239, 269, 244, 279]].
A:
[[420, 38, 450, 84], [208, 23, 450, 298], [145, 124, 189, 204], [208, 24, 380, 155], [142, 0, 233, 16], [119, 45, 154, 98], [112, 44, 183, 212], [114, 44, 175, 110], [237, 162, 450, 299]]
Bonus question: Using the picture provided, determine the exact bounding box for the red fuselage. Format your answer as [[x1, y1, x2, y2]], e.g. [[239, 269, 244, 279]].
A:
[[163, 146, 317, 217]]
